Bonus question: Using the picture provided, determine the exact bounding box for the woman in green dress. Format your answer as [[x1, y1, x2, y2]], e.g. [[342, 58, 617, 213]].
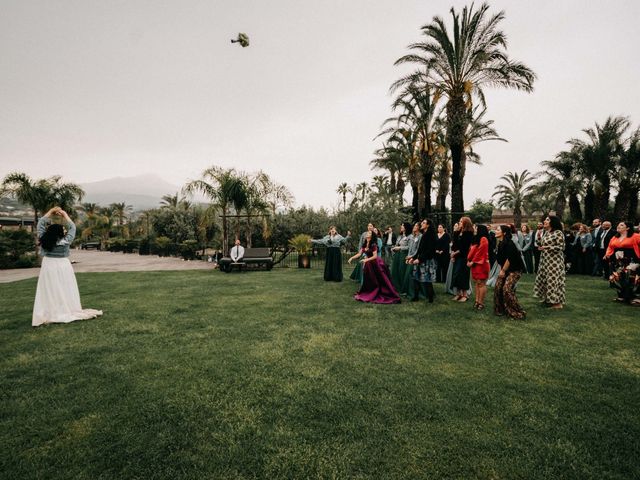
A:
[[311, 226, 351, 282], [403, 223, 423, 298], [391, 222, 412, 294], [350, 223, 374, 283]]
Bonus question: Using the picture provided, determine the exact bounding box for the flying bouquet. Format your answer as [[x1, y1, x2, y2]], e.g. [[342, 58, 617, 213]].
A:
[[231, 33, 250, 48]]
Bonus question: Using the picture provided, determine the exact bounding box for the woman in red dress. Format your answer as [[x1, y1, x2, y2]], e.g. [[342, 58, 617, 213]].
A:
[[467, 224, 490, 310], [348, 231, 401, 304]]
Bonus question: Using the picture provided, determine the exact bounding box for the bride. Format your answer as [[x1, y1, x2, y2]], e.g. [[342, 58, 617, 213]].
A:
[[32, 207, 102, 327]]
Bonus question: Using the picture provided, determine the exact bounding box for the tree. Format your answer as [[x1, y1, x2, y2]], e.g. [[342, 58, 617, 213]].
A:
[[492, 170, 535, 227], [336, 182, 351, 211], [536, 149, 583, 221], [184, 166, 247, 255], [570, 116, 630, 221], [394, 3, 535, 214], [467, 198, 494, 223], [381, 82, 443, 218], [110, 202, 132, 237], [1, 172, 84, 230], [613, 126, 640, 222], [160, 193, 191, 211]]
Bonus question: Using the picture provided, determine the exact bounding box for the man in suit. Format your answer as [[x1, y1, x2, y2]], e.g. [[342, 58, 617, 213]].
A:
[[597, 221, 615, 279], [230, 239, 245, 263], [532, 221, 545, 273], [591, 218, 602, 276]]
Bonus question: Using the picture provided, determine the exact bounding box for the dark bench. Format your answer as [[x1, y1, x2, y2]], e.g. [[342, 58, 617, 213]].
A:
[[81, 242, 101, 250], [219, 247, 273, 272]]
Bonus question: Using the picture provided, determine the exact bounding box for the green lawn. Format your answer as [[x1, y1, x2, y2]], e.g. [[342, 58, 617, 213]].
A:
[[1, 269, 638, 479]]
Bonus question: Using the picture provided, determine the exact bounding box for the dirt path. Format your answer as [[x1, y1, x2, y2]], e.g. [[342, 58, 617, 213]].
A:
[[0, 250, 214, 283]]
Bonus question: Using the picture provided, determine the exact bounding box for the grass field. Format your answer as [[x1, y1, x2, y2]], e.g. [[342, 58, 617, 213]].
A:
[[1, 269, 639, 479]]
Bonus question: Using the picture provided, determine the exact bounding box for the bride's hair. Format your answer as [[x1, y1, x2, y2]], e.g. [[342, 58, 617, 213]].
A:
[[39, 224, 65, 251]]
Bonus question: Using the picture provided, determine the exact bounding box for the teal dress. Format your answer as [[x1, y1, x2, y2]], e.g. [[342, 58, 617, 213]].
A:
[[390, 234, 410, 294], [403, 233, 424, 298], [311, 234, 350, 282]]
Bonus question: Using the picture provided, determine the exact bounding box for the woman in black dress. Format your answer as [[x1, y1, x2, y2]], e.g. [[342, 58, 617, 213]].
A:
[[311, 226, 351, 282], [451, 216, 474, 302], [434, 224, 451, 283]]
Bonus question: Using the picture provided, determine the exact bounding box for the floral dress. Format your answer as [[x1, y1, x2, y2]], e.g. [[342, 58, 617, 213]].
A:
[[533, 229, 566, 304]]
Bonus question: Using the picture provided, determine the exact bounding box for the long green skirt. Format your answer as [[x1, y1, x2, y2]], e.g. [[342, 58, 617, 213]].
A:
[[324, 247, 343, 282], [391, 251, 409, 295], [349, 257, 364, 284]]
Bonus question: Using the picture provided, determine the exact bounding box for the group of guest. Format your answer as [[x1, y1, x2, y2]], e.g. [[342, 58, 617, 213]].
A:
[[309, 215, 640, 310]]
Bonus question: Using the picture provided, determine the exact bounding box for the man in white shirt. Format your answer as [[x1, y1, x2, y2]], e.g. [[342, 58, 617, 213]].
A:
[[230, 239, 245, 263]]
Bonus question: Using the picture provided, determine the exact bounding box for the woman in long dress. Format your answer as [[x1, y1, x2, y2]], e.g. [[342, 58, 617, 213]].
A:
[[348, 231, 401, 304], [467, 224, 490, 310], [404, 223, 423, 299], [435, 224, 451, 283], [32, 207, 103, 327], [533, 215, 566, 309], [451, 216, 474, 302], [521, 224, 534, 274], [409, 219, 438, 303], [494, 225, 527, 319], [350, 223, 374, 283], [310, 226, 351, 282], [390, 222, 412, 295]]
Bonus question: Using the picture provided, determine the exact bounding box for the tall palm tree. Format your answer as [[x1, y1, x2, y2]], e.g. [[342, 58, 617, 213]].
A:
[[336, 182, 351, 211], [614, 126, 640, 222], [536, 149, 584, 220], [492, 170, 535, 227], [382, 82, 443, 217], [394, 3, 535, 214], [110, 202, 132, 237], [184, 166, 247, 255], [354, 182, 370, 205], [570, 116, 630, 221]]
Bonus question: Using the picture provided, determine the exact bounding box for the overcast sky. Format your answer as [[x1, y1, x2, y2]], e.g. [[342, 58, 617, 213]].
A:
[[1, 0, 639, 210]]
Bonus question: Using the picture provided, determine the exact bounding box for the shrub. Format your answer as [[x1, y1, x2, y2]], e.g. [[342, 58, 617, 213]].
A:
[[0, 229, 36, 269], [180, 240, 199, 260]]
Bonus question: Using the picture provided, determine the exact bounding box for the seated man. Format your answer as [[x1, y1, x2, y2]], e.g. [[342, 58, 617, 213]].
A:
[[230, 239, 245, 263]]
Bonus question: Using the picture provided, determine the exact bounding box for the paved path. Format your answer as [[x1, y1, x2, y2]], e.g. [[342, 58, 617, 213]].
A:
[[0, 250, 213, 283]]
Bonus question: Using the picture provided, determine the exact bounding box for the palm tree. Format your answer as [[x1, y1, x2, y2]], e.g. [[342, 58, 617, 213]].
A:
[[394, 3, 536, 214], [160, 193, 191, 211], [80, 202, 99, 216], [354, 182, 370, 205], [382, 82, 443, 217], [570, 116, 630, 221], [110, 202, 132, 237], [184, 166, 247, 255], [1, 172, 84, 227], [614, 126, 640, 221], [336, 182, 351, 211], [492, 170, 535, 227], [536, 149, 584, 220]]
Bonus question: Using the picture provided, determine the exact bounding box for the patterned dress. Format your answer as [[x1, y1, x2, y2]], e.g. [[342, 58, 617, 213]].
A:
[[533, 229, 566, 304]]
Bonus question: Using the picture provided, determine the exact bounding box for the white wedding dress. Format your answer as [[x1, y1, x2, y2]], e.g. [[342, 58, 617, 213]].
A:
[[32, 256, 103, 327]]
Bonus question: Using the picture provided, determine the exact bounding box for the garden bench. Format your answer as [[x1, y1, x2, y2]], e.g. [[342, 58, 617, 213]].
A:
[[219, 247, 273, 272], [80, 242, 101, 250]]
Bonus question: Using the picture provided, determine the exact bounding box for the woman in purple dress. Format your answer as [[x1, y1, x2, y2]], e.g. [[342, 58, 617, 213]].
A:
[[348, 231, 401, 304]]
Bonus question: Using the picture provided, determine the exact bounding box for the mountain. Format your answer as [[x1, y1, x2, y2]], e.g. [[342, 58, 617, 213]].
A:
[[80, 174, 182, 210]]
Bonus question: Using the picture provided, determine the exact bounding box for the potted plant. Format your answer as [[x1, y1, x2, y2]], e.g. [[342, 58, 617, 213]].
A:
[[288, 234, 312, 268]]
